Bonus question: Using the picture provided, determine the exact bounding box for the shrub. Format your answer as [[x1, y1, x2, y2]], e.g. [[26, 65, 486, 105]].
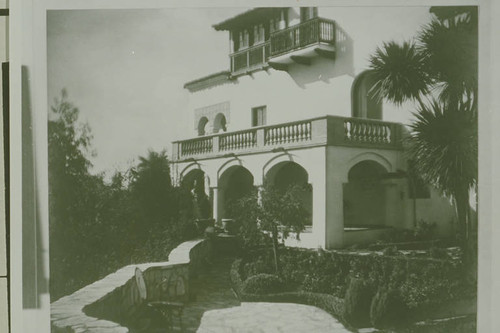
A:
[[428, 246, 449, 259], [343, 278, 375, 327], [370, 287, 409, 329], [414, 220, 437, 240], [242, 273, 285, 295]]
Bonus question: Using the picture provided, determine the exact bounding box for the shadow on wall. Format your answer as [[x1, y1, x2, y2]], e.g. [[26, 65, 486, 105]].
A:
[[287, 28, 355, 88]]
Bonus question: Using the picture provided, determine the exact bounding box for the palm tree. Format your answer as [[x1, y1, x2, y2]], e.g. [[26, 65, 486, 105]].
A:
[[408, 100, 477, 249], [368, 7, 478, 257], [369, 41, 431, 109], [419, 9, 478, 107]]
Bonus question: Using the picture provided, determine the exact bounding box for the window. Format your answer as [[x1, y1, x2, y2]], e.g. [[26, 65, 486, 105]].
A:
[[253, 24, 265, 44], [213, 113, 227, 133], [238, 29, 250, 49], [300, 7, 318, 22], [197, 117, 209, 136], [252, 106, 267, 127], [351, 71, 383, 120]]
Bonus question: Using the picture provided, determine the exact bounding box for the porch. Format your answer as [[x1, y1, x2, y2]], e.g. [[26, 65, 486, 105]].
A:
[[171, 116, 408, 249]]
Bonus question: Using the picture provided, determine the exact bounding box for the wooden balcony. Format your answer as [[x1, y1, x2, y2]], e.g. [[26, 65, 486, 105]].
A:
[[172, 116, 404, 161], [229, 17, 343, 75], [230, 42, 270, 75], [269, 17, 336, 58]]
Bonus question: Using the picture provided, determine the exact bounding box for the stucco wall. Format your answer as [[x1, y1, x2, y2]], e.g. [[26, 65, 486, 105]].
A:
[[185, 64, 354, 140]]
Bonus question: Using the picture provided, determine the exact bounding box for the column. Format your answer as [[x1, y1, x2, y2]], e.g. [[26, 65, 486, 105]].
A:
[[324, 148, 346, 249], [211, 187, 219, 224]]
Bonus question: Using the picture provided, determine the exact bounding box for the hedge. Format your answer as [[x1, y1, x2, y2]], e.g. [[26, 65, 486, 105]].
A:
[[230, 259, 345, 321]]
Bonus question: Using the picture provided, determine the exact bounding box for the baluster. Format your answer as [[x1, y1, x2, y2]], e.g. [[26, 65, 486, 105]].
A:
[[367, 124, 373, 143], [291, 124, 296, 142], [386, 126, 391, 143], [306, 122, 311, 140], [344, 121, 350, 141]]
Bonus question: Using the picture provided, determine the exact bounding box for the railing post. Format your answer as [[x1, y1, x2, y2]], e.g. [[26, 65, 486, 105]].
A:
[[256, 128, 265, 148], [172, 142, 180, 161], [213, 135, 219, 153], [311, 118, 328, 145], [327, 117, 345, 145]]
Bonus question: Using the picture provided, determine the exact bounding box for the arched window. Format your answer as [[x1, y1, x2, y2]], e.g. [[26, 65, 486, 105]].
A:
[[351, 71, 382, 120], [213, 113, 227, 133], [197, 117, 209, 136]]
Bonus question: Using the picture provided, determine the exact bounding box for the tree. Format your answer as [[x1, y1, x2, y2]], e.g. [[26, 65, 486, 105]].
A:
[[232, 183, 309, 274], [130, 150, 172, 227], [368, 7, 478, 258], [48, 89, 105, 299]]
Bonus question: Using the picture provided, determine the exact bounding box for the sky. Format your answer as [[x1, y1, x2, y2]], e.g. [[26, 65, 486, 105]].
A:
[[47, 6, 432, 177]]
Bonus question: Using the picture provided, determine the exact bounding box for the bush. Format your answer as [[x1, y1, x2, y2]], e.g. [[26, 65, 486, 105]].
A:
[[242, 273, 285, 295], [370, 287, 409, 329], [414, 220, 437, 240], [343, 278, 375, 327]]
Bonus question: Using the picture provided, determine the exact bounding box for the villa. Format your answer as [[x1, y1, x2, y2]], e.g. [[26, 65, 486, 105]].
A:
[[170, 7, 456, 249]]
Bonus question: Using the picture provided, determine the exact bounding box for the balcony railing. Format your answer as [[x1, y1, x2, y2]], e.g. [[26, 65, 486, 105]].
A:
[[172, 116, 404, 161], [270, 17, 336, 57], [229, 18, 338, 74], [230, 42, 270, 74]]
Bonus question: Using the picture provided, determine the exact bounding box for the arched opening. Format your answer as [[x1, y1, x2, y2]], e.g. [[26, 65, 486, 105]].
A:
[[197, 117, 209, 136], [351, 71, 382, 120], [343, 160, 387, 227], [213, 113, 227, 133], [181, 169, 211, 219], [265, 162, 312, 226], [218, 166, 254, 219]]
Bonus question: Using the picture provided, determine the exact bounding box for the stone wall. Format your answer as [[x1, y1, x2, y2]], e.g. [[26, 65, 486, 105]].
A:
[[51, 239, 208, 333]]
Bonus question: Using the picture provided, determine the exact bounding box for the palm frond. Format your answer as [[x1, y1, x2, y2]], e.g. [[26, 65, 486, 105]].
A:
[[368, 41, 431, 105], [418, 17, 478, 104], [406, 100, 477, 198]]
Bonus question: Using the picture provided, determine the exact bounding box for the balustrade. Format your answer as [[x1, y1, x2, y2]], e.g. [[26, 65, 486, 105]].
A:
[[174, 116, 402, 160], [264, 121, 312, 145], [220, 129, 257, 151], [180, 137, 213, 157], [343, 119, 395, 144]]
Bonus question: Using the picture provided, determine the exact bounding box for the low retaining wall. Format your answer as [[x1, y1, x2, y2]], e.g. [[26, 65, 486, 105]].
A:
[[51, 239, 209, 333]]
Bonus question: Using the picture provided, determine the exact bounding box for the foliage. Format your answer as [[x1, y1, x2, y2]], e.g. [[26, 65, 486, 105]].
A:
[[241, 273, 285, 295], [230, 183, 309, 274], [239, 247, 474, 315], [230, 258, 346, 321], [369, 41, 430, 106], [413, 220, 437, 240], [370, 287, 409, 329], [343, 278, 375, 327], [368, 7, 478, 262], [49, 91, 200, 301]]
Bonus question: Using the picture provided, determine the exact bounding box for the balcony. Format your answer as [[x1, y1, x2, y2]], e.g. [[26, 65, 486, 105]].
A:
[[229, 18, 343, 75], [172, 116, 404, 161]]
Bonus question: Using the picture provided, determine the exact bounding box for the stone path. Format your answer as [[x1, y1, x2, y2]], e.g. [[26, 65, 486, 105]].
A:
[[197, 302, 351, 333], [164, 256, 351, 333], [171, 256, 241, 332]]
